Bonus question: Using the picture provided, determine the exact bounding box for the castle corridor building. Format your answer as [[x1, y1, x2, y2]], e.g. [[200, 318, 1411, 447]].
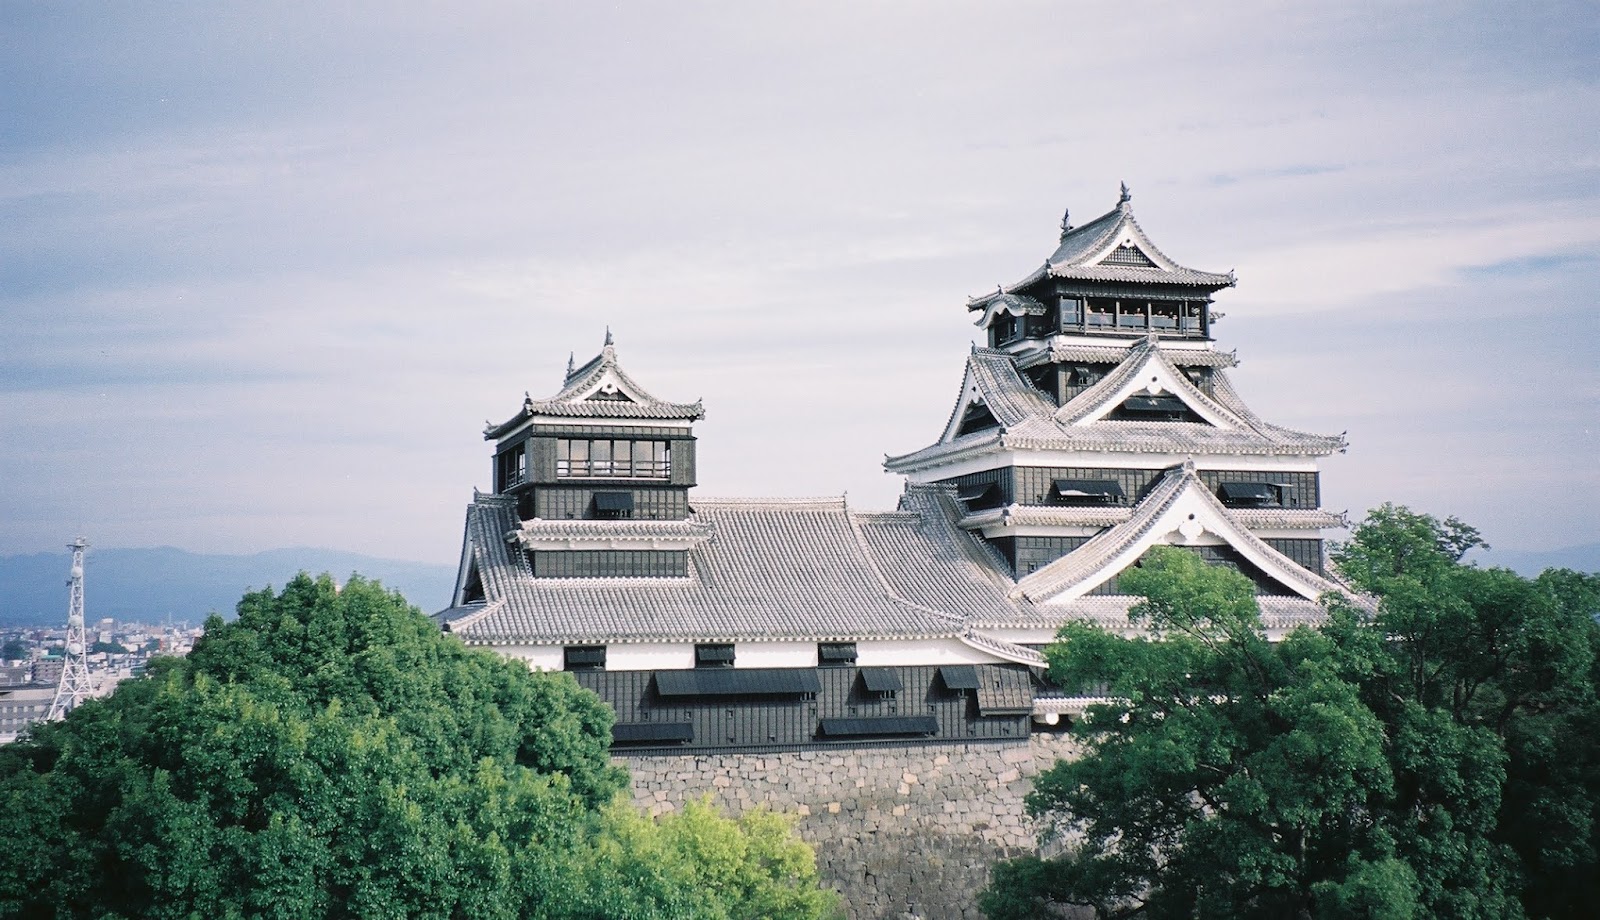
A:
[[435, 188, 1347, 753]]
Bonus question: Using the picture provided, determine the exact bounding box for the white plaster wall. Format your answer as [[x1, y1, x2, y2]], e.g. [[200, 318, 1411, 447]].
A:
[[735, 641, 816, 668], [497, 645, 563, 671], [608, 643, 695, 671], [856, 638, 1002, 667]]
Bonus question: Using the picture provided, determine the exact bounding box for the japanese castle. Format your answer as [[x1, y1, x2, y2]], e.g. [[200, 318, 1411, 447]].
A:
[[437, 187, 1347, 751]]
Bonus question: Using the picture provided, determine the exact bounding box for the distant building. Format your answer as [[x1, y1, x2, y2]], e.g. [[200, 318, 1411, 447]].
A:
[[437, 189, 1346, 752]]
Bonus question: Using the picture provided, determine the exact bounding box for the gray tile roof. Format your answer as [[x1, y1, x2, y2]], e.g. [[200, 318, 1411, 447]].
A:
[[885, 341, 1345, 471], [968, 194, 1233, 306], [447, 496, 968, 645], [1025, 342, 1239, 368], [485, 341, 704, 437], [440, 485, 1345, 651]]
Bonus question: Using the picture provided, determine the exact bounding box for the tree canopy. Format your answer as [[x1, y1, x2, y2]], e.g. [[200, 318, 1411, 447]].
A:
[[0, 573, 838, 920], [982, 505, 1600, 920]]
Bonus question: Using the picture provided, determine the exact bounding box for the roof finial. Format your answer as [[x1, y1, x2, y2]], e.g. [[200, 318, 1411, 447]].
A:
[[565, 352, 575, 377], [1059, 207, 1072, 239], [604, 326, 614, 347], [1118, 181, 1131, 206]]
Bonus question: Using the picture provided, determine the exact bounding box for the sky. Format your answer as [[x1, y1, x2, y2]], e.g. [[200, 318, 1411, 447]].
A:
[[3, 2, 1597, 567]]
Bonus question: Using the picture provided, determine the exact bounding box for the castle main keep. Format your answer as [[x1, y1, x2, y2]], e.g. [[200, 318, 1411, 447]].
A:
[[436, 189, 1346, 918]]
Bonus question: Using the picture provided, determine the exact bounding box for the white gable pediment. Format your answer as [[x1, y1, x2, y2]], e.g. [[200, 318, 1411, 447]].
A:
[[1059, 343, 1239, 429], [940, 365, 996, 444], [576, 366, 647, 404], [1015, 466, 1341, 606]]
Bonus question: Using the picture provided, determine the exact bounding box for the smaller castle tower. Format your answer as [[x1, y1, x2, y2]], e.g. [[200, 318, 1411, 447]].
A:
[[459, 333, 709, 593], [47, 537, 95, 720]]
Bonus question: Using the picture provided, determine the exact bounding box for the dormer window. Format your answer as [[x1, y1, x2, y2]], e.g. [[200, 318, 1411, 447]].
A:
[[989, 313, 1019, 347], [1217, 482, 1284, 508]]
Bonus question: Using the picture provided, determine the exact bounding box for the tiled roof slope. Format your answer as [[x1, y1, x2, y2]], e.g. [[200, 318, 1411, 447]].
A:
[[445, 497, 967, 644], [852, 485, 1042, 628], [440, 478, 1349, 648], [442, 482, 1347, 644], [485, 340, 704, 437], [967, 190, 1233, 304], [1012, 342, 1238, 369], [886, 342, 1344, 471]]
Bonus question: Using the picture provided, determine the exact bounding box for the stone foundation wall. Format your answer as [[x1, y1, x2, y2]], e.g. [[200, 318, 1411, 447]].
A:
[[622, 734, 1081, 920]]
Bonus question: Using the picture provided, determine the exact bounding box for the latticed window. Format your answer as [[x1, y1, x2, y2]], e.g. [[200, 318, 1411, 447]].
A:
[[497, 444, 527, 490], [556, 439, 670, 478]]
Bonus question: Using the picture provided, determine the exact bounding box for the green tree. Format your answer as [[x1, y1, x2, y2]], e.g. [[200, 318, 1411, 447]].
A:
[[982, 507, 1600, 920], [0, 573, 837, 920], [0, 639, 26, 661]]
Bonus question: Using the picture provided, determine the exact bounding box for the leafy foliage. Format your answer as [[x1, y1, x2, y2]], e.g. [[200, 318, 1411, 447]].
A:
[[0, 573, 837, 920], [982, 507, 1600, 920]]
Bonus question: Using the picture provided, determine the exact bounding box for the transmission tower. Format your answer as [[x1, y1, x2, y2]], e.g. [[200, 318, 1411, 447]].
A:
[[47, 537, 96, 720]]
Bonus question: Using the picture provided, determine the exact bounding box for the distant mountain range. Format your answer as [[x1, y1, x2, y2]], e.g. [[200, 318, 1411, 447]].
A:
[[0, 547, 457, 628]]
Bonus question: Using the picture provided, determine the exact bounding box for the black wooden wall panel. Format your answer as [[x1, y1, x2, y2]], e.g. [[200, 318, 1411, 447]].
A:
[[1264, 538, 1325, 575], [573, 664, 1033, 753], [670, 437, 697, 486], [533, 487, 690, 521]]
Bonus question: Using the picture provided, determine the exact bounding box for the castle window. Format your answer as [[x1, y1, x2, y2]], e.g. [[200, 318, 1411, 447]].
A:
[[818, 642, 857, 667], [1217, 482, 1283, 508], [557, 439, 670, 478], [1059, 296, 1083, 324], [593, 492, 634, 519], [695, 644, 735, 669], [956, 481, 1003, 511], [497, 443, 527, 491], [1052, 479, 1124, 505], [860, 667, 903, 700], [563, 645, 606, 671], [1113, 394, 1203, 422], [955, 403, 1000, 437]]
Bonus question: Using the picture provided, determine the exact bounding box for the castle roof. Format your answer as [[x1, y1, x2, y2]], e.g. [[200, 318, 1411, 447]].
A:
[[440, 473, 1338, 652], [967, 187, 1234, 308], [441, 491, 1035, 646], [885, 339, 1344, 471], [485, 337, 704, 439]]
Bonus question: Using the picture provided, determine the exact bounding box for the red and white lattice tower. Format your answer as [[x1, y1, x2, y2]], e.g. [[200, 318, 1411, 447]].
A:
[[46, 537, 96, 720]]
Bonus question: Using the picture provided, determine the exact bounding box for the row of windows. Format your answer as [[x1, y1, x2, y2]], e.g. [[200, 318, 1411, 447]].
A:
[[953, 468, 1322, 511], [531, 550, 688, 579], [988, 297, 1208, 347], [556, 438, 670, 479], [562, 642, 861, 672]]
